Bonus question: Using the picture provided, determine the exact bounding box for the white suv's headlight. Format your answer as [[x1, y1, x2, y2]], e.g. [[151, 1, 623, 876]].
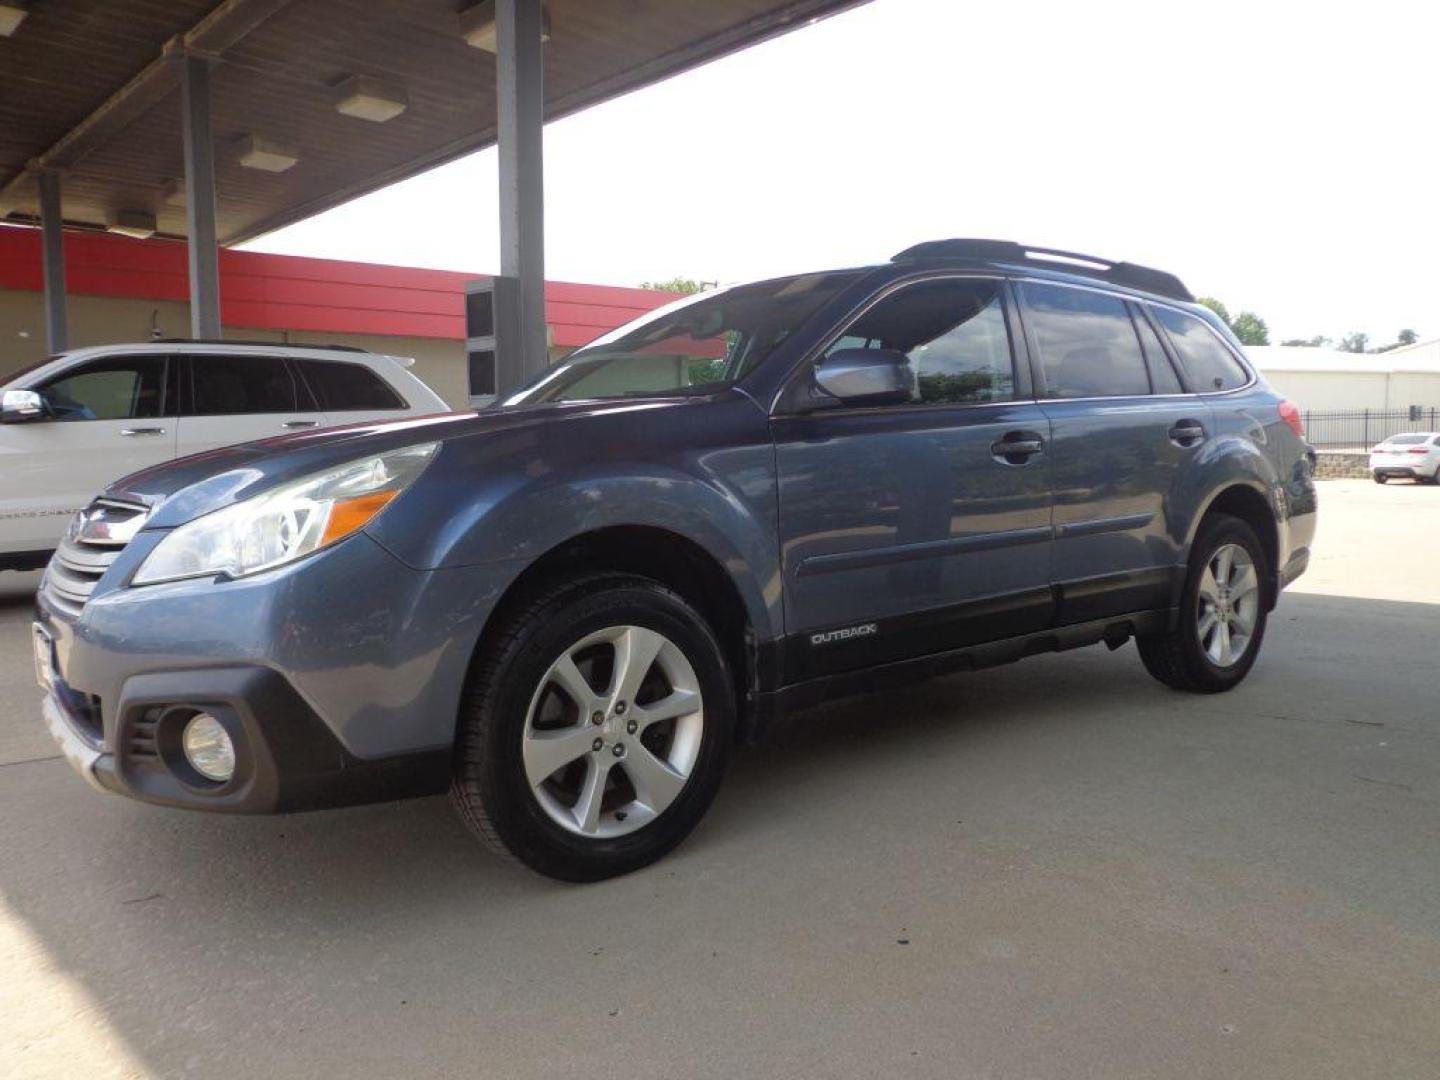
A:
[[132, 442, 438, 586]]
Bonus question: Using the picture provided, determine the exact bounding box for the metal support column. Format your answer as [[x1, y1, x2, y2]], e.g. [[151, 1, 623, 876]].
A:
[[493, 0, 547, 394], [37, 169, 68, 353], [181, 52, 221, 339]]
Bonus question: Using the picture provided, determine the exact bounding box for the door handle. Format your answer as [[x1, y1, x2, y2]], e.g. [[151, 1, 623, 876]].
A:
[[991, 430, 1045, 465], [282, 419, 320, 429], [1168, 420, 1207, 447], [120, 427, 165, 437]]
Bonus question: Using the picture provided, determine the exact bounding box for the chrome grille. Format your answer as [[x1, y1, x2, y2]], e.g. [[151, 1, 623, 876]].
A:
[[44, 498, 149, 615]]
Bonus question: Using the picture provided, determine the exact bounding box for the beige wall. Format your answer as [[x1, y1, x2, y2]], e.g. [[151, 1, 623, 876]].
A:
[[0, 289, 470, 409], [1244, 369, 1384, 412], [1389, 372, 1440, 410], [1259, 368, 1440, 412]]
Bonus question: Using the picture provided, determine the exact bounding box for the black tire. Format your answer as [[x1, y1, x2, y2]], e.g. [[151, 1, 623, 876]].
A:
[[1373, 473, 1388, 484], [1136, 514, 1270, 694], [451, 573, 734, 882]]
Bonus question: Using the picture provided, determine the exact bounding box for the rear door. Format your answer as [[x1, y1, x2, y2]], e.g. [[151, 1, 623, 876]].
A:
[[0, 353, 178, 552], [176, 352, 328, 456], [1019, 281, 1208, 624], [772, 276, 1055, 681]]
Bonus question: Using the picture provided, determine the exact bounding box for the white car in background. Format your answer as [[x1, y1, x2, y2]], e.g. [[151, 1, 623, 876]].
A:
[[1370, 432, 1440, 484], [0, 340, 450, 570]]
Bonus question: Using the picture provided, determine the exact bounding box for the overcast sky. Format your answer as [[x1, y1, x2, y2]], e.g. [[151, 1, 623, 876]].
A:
[[243, 0, 1438, 346]]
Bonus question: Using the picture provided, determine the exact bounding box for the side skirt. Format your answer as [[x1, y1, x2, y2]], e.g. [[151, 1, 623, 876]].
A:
[[0, 549, 53, 573], [751, 608, 1172, 731]]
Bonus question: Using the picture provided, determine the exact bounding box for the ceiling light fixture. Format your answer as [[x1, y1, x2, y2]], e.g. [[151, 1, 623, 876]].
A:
[[333, 74, 409, 123], [459, 1, 550, 53], [237, 134, 299, 173], [107, 209, 157, 240], [0, 3, 26, 37]]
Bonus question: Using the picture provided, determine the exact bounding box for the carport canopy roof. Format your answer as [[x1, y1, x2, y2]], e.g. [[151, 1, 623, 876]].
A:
[[0, 0, 865, 246]]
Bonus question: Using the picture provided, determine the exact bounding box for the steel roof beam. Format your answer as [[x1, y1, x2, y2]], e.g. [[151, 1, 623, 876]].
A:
[[0, 0, 295, 200]]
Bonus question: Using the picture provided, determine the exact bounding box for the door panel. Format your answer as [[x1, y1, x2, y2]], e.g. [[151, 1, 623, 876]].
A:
[[176, 353, 327, 457], [1017, 281, 1207, 624], [774, 276, 1057, 682], [775, 400, 1055, 682], [0, 354, 177, 554], [1040, 397, 1210, 622]]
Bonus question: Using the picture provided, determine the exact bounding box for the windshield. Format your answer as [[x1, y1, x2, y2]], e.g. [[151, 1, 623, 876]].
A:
[[1, 353, 65, 388], [1384, 434, 1429, 445], [505, 271, 860, 404]]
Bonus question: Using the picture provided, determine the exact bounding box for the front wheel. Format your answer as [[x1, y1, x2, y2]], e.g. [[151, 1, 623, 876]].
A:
[[1373, 473, 1389, 484], [1137, 514, 1270, 693], [451, 574, 734, 881]]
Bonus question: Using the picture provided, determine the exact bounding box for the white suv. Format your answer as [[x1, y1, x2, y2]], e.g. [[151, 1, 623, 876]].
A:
[[0, 341, 450, 569], [1370, 432, 1440, 484]]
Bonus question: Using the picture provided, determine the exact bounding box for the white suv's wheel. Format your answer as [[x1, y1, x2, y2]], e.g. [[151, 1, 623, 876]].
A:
[[451, 574, 734, 881]]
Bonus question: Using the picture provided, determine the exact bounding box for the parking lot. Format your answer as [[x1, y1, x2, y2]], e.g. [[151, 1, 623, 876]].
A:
[[1, 477, 1436, 1079]]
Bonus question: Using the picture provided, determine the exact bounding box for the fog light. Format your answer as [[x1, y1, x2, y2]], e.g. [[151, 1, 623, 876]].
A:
[[182, 713, 235, 782]]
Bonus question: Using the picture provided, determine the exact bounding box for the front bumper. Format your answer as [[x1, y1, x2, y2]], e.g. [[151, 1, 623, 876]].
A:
[[34, 530, 520, 813], [40, 662, 451, 813]]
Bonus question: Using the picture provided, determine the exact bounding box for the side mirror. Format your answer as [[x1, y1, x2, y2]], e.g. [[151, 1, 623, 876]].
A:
[[813, 348, 915, 407], [1, 389, 47, 424]]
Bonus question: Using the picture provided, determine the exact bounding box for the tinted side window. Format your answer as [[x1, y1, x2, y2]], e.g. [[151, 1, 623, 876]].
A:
[[296, 359, 405, 411], [190, 354, 300, 415], [1132, 305, 1184, 394], [1022, 283, 1150, 398], [826, 278, 1014, 405], [39, 355, 167, 421], [1153, 307, 1251, 391]]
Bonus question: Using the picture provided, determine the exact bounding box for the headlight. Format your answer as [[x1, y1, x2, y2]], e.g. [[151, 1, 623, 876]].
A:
[[132, 442, 438, 585]]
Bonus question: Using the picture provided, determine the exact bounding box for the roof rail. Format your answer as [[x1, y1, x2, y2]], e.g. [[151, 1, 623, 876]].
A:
[[153, 338, 371, 353], [890, 239, 1194, 302]]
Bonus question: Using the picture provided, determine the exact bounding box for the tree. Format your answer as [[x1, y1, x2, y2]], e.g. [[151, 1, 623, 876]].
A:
[[1230, 311, 1269, 346], [1197, 296, 1270, 345], [640, 277, 707, 295], [1337, 332, 1369, 354], [1196, 297, 1232, 328], [1398, 328, 1418, 346], [1280, 335, 1331, 348]]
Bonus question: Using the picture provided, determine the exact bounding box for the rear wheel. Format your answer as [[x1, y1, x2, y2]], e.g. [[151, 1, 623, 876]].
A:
[[1374, 473, 1389, 484], [451, 574, 734, 881], [1137, 514, 1269, 693]]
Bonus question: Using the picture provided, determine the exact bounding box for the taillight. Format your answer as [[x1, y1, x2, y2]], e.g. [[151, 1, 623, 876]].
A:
[[1277, 400, 1304, 438], [1409, 447, 1428, 455]]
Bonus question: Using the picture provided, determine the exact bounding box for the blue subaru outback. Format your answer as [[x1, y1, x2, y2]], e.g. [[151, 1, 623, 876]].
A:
[[33, 240, 1316, 880]]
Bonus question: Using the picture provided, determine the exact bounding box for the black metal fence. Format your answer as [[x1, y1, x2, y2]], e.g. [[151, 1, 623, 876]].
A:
[[1302, 407, 1440, 450]]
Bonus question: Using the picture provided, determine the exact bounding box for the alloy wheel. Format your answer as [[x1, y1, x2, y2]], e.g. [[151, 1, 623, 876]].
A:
[[1195, 543, 1260, 668], [521, 624, 704, 838]]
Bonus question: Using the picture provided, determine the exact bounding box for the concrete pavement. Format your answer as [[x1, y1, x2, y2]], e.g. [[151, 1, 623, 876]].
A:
[[2, 478, 1438, 1079]]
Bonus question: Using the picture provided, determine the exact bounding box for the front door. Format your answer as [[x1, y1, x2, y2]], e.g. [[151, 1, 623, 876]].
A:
[[1017, 281, 1209, 624], [0, 353, 178, 553], [772, 276, 1054, 682], [176, 353, 328, 457]]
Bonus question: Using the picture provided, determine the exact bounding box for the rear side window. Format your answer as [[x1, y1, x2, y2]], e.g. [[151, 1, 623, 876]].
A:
[[1131, 305, 1184, 394], [296, 359, 406, 411], [1153, 307, 1251, 391], [39, 355, 168, 420], [1022, 283, 1150, 398], [826, 278, 1015, 405], [190, 354, 301, 415]]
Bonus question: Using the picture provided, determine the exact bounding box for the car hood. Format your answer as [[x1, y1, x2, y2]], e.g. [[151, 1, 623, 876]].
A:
[[107, 399, 696, 529]]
